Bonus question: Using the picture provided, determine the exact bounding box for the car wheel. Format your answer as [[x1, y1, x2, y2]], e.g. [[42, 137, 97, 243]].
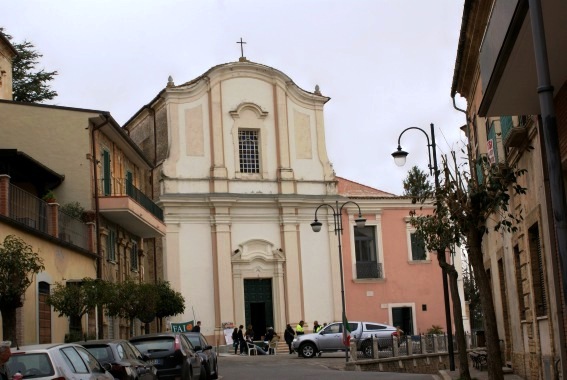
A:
[[210, 361, 218, 380], [361, 340, 373, 358], [299, 343, 316, 358], [199, 363, 207, 380]]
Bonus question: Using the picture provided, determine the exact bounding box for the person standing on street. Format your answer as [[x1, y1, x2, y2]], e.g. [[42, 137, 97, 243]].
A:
[[231, 328, 239, 355], [237, 325, 246, 355], [191, 321, 201, 332], [313, 321, 323, 333], [284, 324, 295, 354], [296, 320, 305, 336]]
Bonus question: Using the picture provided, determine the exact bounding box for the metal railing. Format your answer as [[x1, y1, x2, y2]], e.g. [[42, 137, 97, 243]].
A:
[[8, 184, 90, 251], [356, 261, 383, 279], [9, 184, 49, 234], [98, 177, 163, 221], [58, 210, 89, 250], [353, 332, 481, 361]]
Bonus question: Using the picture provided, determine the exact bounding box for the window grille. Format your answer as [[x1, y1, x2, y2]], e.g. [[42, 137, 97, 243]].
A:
[[131, 242, 138, 271], [238, 130, 260, 173]]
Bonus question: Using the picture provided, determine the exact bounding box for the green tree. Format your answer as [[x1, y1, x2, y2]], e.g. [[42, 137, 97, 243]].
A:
[[47, 278, 110, 337], [0, 28, 58, 103], [403, 165, 433, 203], [412, 151, 526, 380], [0, 235, 45, 344], [155, 281, 185, 332], [106, 279, 159, 335]]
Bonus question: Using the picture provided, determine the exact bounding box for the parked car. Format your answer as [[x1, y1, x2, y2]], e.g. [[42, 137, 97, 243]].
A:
[[182, 332, 218, 380], [292, 321, 397, 358], [129, 333, 202, 380], [6, 343, 114, 380], [78, 339, 158, 380]]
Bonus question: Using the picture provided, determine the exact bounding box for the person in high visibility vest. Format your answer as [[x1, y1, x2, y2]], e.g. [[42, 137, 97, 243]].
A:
[[313, 321, 323, 333], [296, 320, 305, 335]]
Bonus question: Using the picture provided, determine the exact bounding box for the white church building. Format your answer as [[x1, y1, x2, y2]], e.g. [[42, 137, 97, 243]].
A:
[[124, 57, 456, 342]]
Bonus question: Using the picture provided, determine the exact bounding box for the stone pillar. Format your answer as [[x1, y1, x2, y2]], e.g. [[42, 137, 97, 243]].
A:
[[393, 336, 400, 357], [47, 203, 59, 238], [421, 335, 427, 354], [0, 174, 10, 216], [87, 222, 96, 253], [433, 334, 440, 353], [372, 338, 379, 359]]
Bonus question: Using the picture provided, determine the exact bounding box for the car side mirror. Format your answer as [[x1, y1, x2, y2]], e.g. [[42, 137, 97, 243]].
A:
[[194, 346, 202, 351], [102, 363, 112, 372], [141, 354, 150, 361], [203, 345, 213, 351]]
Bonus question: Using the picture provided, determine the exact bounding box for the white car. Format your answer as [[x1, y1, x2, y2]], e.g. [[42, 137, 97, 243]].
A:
[[6, 343, 114, 380], [292, 321, 397, 358]]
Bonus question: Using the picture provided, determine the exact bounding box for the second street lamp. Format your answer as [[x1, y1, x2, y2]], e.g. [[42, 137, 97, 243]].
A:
[[391, 123, 455, 371], [311, 200, 366, 363]]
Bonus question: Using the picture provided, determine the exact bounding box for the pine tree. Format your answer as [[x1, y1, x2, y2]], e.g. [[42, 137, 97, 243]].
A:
[[0, 28, 58, 103], [403, 165, 433, 203]]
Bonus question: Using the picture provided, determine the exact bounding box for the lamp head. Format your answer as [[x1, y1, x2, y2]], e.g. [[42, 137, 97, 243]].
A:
[[392, 146, 408, 167], [355, 217, 366, 229], [311, 220, 322, 232]]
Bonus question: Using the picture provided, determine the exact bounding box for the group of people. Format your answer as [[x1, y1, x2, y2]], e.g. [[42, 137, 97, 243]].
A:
[[231, 325, 280, 355], [230, 319, 330, 356]]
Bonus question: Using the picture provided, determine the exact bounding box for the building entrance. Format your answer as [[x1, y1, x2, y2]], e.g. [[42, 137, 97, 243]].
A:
[[392, 306, 414, 335], [244, 279, 273, 340]]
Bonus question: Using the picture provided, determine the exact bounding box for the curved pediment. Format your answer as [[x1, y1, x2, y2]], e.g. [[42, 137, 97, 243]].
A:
[[229, 102, 268, 120], [231, 239, 284, 262]]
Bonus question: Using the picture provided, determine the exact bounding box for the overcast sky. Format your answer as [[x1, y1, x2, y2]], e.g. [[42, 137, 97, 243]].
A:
[[3, 0, 467, 195]]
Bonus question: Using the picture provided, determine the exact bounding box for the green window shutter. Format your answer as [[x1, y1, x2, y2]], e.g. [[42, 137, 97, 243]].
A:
[[107, 230, 116, 261], [102, 150, 111, 195], [500, 116, 513, 142]]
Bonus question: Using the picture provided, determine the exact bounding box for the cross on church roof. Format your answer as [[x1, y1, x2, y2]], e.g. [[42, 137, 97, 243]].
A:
[[236, 37, 248, 62]]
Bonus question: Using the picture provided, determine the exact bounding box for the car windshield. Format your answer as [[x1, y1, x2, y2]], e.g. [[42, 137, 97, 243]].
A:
[[131, 338, 174, 353], [7, 353, 54, 378]]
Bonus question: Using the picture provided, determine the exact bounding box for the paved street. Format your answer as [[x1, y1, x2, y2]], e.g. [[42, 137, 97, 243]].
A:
[[217, 352, 441, 380]]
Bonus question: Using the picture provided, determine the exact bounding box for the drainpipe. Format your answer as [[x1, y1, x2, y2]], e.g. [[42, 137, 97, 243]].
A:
[[148, 106, 161, 332], [527, 0, 567, 377], [91, 114, 112, 339]]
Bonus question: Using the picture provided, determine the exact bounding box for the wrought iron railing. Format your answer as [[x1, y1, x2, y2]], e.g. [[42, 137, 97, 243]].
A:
[[58, 210, 89, 250], [98, 177, 163, 221], [9, 184, 49, 234], [356, 261, 383, 279], [9, 184, 89, 250]]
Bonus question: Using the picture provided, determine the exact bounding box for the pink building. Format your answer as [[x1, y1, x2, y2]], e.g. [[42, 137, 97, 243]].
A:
[[337, 177, 460, 335]]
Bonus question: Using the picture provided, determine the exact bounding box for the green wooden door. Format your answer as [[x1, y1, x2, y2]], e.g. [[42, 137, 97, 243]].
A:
[[244, 279, 273, 340], [102, 150, 111, 195]]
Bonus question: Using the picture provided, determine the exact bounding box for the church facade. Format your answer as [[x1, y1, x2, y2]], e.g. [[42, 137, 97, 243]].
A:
[[125, 59, 454, 341]]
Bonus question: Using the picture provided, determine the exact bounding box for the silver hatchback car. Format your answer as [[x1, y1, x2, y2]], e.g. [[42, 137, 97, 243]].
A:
[[6, 343, 114, 380]]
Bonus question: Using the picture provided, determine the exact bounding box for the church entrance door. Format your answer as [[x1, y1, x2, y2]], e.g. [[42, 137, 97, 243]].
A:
[[244, 279, 273, 340]]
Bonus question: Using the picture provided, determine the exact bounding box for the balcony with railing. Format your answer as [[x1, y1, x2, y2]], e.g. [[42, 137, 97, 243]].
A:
[[5, 183, 91, 251], [97, 177, 165, 238], [501, 115, 530, 148], [356, 261, 383, 279]]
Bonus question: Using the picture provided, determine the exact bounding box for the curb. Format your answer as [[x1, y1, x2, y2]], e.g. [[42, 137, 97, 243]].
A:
[[438, 370, 452, 380]]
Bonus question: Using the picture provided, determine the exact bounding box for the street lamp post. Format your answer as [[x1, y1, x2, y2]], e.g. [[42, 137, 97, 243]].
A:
[[391, 123, 455, 371], [311, 200, 366, 363]]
